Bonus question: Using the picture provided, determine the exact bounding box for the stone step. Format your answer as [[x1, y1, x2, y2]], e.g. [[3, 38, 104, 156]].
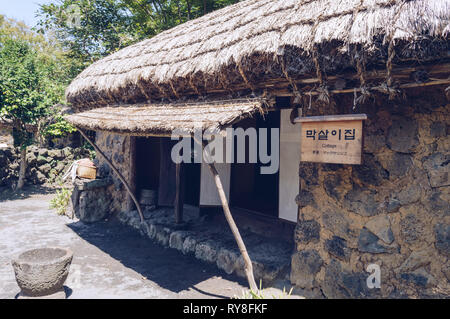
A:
[[117, 209, 292, 285]]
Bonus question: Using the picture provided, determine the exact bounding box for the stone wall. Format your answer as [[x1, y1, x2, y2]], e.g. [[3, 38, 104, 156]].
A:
[[94, 132, 132, 213], [291, 87, 449, 298], [71, 178, 114, 223], [0, 145, 91, 189], [0, 127, 13, 145]]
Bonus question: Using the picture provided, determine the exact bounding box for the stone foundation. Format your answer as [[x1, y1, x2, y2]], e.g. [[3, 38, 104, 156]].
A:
[[117, 208, 292, 285], [71, 178, 114, 223]]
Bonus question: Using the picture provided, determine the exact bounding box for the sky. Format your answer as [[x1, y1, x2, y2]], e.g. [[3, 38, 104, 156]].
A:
[[0, 0, 52, 27]]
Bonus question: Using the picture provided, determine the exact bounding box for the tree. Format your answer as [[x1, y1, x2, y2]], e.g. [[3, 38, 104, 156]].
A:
[[37, 0, 137, 65], [0, 40, 51, 188], [37, 0, 242, 64]]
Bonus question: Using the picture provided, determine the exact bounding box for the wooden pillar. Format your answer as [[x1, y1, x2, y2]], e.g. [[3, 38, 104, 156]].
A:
[[127, 136, 137, 212], [174, 162, 184, 224]]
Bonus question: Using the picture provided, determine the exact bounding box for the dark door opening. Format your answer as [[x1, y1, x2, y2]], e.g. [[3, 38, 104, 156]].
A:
[[184, 162, 201, 206], [136, 137, 161, 193], [230, 111, 280, 217], [136, 137, 201, 208]]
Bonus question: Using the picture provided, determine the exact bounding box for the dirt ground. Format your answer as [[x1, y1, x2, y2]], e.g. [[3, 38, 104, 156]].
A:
[[0, 186, 248, 299]]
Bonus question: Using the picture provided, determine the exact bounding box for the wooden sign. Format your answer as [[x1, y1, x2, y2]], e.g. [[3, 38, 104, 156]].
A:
[[294, 114, 367, 165]]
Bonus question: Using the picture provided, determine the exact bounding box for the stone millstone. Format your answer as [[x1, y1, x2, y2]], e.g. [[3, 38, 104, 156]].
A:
[[11, 247, 73, 297]]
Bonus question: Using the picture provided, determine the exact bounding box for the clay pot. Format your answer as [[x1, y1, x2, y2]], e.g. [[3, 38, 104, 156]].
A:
[[11, 247, 73, 297]]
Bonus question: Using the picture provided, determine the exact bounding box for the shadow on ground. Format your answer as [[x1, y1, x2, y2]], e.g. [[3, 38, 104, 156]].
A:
[[67, 218, 247, 297], [0, 185, 56, 201]]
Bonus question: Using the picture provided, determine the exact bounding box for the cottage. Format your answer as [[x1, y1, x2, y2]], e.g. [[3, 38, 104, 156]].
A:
[[65, 0, 449, 298]]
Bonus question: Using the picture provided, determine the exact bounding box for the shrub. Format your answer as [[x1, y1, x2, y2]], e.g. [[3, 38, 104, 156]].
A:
[[50, 186, 71, 215]]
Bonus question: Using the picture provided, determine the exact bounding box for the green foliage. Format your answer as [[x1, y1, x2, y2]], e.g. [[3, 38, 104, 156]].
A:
[[50, 185, 72, 215], [41, 106, 77, 139], [0, 15, 79, 146], [37, 0, 242, 64], [38, 0, 137, 65], [43, 118, 77, 138], [0, 39, 49, 147], [122, 0, 241, 39]]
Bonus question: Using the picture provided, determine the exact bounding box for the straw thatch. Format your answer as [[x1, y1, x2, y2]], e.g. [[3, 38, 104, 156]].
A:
[[66, 0, 449, 109], [65, 99, 265, 136]]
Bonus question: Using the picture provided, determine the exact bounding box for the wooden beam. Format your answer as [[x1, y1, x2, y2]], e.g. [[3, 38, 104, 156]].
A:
[[184, 62, 450, 97], [295, 114, 368, 123], [174, 162, 184, 224], [273, 78, 450, 97], [77, 128, 145, 223], [127, 136, 137, 212]]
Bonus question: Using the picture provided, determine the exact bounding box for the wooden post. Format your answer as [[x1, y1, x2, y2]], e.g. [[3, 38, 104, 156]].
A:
[[127, 136, 137, 212], [193, 136, 258, 292], [174, 162, 184, 224], [77, 128, 145, 223]]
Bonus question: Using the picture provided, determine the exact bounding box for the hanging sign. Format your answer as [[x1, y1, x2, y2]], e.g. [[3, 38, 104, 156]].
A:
[[294, 114, 367, 165]]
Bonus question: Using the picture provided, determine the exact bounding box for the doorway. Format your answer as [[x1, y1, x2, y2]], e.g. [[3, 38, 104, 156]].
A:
[[230, 111, 280, 217]]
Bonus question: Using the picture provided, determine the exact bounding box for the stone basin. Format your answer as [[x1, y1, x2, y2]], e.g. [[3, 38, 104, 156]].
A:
[[11, 247, 73, 297]]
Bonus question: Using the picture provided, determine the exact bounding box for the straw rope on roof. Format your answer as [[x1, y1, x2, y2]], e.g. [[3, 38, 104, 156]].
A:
[[65, 99, 265, 136], [66, 0, 450, 109]]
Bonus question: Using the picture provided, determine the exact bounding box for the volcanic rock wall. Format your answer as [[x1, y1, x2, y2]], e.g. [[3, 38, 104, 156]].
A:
[[94, 132, 132, 214], [291, 88, 449, 298]]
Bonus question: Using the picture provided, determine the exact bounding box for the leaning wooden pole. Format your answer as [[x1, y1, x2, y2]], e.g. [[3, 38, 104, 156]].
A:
[[193, 136, 258, 292], [77, 128, 145, 223]]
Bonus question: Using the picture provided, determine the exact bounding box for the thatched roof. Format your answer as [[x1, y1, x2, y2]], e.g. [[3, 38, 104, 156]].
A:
[[65, 99, 264, 136], [66, 0, 449, 110]]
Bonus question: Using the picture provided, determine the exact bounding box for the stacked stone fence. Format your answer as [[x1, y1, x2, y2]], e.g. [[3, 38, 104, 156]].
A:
[[0, 145, 92, 189]]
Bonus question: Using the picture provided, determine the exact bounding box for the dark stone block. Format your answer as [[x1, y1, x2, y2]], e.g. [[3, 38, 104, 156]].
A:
[[322, 163, 341, 172], [295, 220, 320, 244], [353, 154, 388, 186], [386, 198, 402, 213], [341, 272, 373, 298], [385, 153, 413, 178], [400, 214, 424, 244], [400, 272, 428, 288], [322, 211, 350, 238], [98, 163, 111, 178], [299, 163, 318, 186], [113, 153, 124, 164], [324, 174, 342, 200], [325, 236, 351, 262], [344, 186, 380, 217], [396, 184, 422, 206], [425, 190, 450, 217], [422, 153, 450, 188], [363, 134, 386, 154], [430, 121, 446, 138], [322, 259, 375, 299], [434, 223, 450, 257], [322, 259, 349, 299], [387, 117, 419, 153], [358, 228, 390, 253], [295, 190, 315, 208], [290, 249, 323, 288]]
